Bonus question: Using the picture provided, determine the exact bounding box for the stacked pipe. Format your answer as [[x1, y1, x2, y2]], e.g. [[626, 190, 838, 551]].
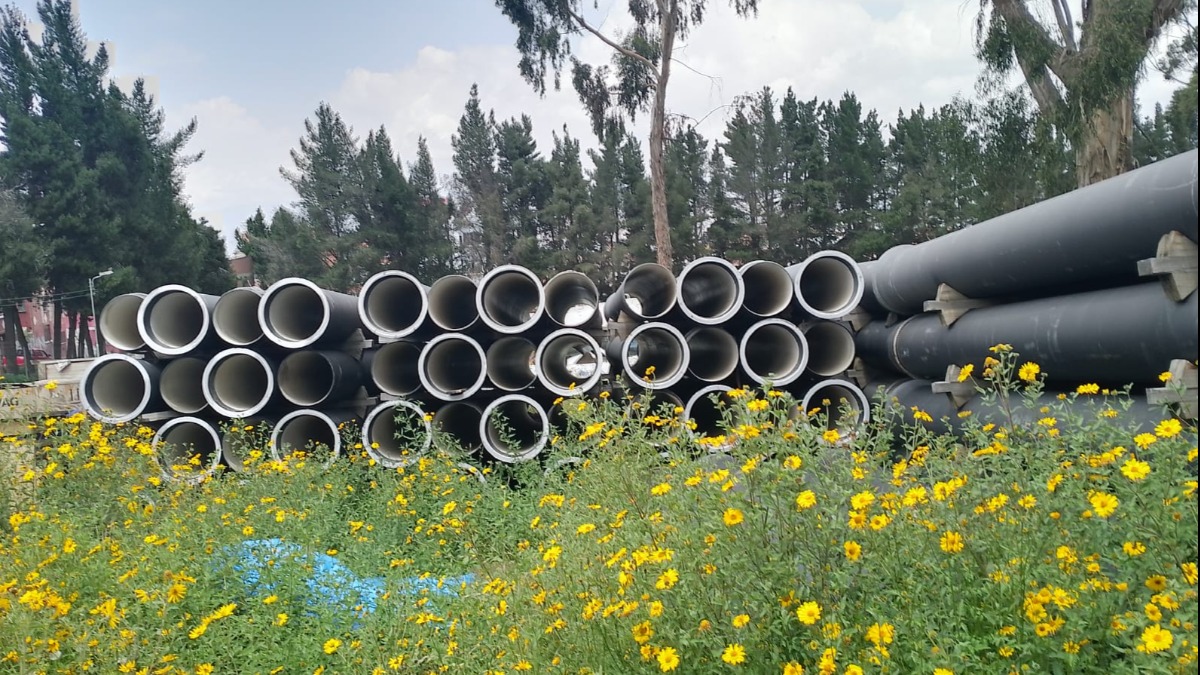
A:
[[852, 150, 1199, 432], [85, 249, 873, 479]]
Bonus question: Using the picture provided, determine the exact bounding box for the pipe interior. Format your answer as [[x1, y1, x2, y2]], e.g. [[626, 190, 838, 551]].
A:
[[158, 423, 217, 472], [160, 358, 207, 413], [100, 295, 145, 350], [686, 328, 739, 381], [483, 400, 546, 455], [276, 414, 339, 459], [280, 351, 334, 406], [803, 384, 866, 429], [266, 285, 325, 343], [679, 262, 740, 318], [545, 273, 598, 326], [804, 322, 856, 377], [625, 328, 685, 382], [428, 276, 478, 330], [643, 390, 685, 419], [482, 271, 542, 327], [147, 291, 206, 350], [365, 276, 424, 334], [798, 257, 859, 315], [541, 335, 599, 388], [426, 339, 484, 394], [687, 388, 730, 438], [211, 354, 270, 413], [623, 266, 676, 318], [487, 337, 537, 391], [367, 403, 430, 462], [89, 360, 147, 416], [373, 341, 423, 395], [743, 324, 804, 381], [741, 262, 793, 316], [214, 289, 263, 345], [433, 403, 483, 451]]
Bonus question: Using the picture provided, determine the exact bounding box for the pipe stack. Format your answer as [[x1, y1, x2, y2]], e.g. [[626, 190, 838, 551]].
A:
[[852, 150, 1199, 431], [86, 250, 873, 478]]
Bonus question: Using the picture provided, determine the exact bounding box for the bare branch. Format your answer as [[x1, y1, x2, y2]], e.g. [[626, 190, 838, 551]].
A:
[[992, 0, 1078, 94], [564, 7, 659, 77], [1050, 0, 1077, 51]]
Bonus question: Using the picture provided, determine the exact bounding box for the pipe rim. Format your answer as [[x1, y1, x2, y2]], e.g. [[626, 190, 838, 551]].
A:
[[81, 354, 155, 424], [621, 322, 690, 390], [136, 284, 213, 356], [152, 416, 222, 484], [620, 262, 678, 319], [739, 260, 794, 317], [358, 270, 430, 339], [684, 384, 734, 441], [269, 409, 343, 467], [676, 256, 746, 324], [535, 328, 604, 396], [739, 318, 810, 386], [486, 336, 538, 392], [544, 270, 599, 327], [792, 250, 865, 320], [799, 378, 872, 428], [202, 348, 276, 418], [160, 357, 209, 414], [479, 394, 550, 464], [257, 277, 332, 349], [362, 400, 433, 468], [99, 293, 147, 352], [418, 333, 488, 401], [475, 264, 547, 333], [428, 274, 479, 330], [212, 286, 265, 347]]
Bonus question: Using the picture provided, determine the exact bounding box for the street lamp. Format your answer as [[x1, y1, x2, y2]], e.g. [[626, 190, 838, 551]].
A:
[[89, 269, 114, 337]]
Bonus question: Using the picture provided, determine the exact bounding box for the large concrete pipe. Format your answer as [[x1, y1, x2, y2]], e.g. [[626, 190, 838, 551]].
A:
[[212, 286, 265, 347], [476, 265, 546, 334], [486, 336, 538, 392], [152, 416, 222, 484], [788, 250, 865, 320], [202, 348, 280, 418], [362, 399, 433, 468], [676, 257, 746, 324], [370, 341, 424, 397], [418, 333, 487, 401], [220, 417, 273, 472], [81, 354, 165, 423], [258, 277, 363, 349], [428, 274, 479, 331], [864, 150, 1198, 316], [544, 270, 600, 327], [854, 282, 1198, 387], [536, 328, 603, 396], [358, 270, 430, 340], [432, 402, 484, 453], [136, 284, 221, 356], [800, 321, 857, 378], [479, 394, 550, 463], [684, 385, 734, 440], [99, 293, 146, 352], [603, 262, 678, 321], [798, 379, 871, 431], [613, 322, 690, 390], [159, 357, 209, 414], [269, 409, 359, 466], [278, 350, 364, 407], [738, 260, 794, 318], [740, 318, 810, 386], [684, 327, 739, 383]]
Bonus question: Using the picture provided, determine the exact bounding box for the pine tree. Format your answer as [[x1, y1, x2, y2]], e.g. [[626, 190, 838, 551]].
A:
[[451, 84, 503, 272], [408, 137, 456, 279]]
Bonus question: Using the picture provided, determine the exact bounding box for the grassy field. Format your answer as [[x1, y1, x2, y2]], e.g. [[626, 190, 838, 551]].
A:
[[2, 350, 1197, 674]]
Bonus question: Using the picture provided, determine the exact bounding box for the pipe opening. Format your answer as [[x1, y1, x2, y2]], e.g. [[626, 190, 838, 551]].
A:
[[154, 418, 220, 482], [740, 320, 808, 385], [432, 402, 483, 453], [678, 258, 744, 322], [799, 380, 870, 431], [84, 357, 152, 421], [479, 267, 544, 331], [99, 294, 145, 351], [279, 351, 335, 406], [272, 411, 341, 464], [545, 271, 599, 326], [220, 420, 270, 473], [795, 253, 863, 319], [213, 287, 263, 346], [803, 321, 857, 377], [428, 275, 478, 330], [685, 327, 739, 382], [487, 337, 537, 391], [160, 358, 208, 414], [372, 341, 423, 396], [740, 260, 793, 317], [205, 351, 273, 417], [263, 284, 326, 345], [623, 323, 689, 389], [143, 289, 208, 353], [364, 400, 432, 467], [537, 330, 602, 395], [620, 263, 677, 319], [421, 335, 486, 400], [685, 386, 733, 439], [481, 396, 549, 463], [362, 273, 426, 337]]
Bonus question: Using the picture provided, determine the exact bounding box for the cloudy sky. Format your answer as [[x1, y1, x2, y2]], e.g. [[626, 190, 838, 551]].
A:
[[15, 0, 1190, 250]]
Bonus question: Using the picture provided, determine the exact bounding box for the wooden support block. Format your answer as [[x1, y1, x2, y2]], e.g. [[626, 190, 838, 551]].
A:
[[931, 365, 976, 409], [923, 284, 993, 327], [1137, 230, 1197, 302], [846, 357, 870, 388], [1146, 359, 1198, 420], [140, 410, 183, 423]]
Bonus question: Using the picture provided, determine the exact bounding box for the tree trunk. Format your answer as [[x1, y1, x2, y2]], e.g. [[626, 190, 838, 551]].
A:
[[1075, 89, 1135, 187], [67, 311, 77, 360], [648, 2, 677, 270], [52, 298, 62, 360], [2, 305, 19, 377]]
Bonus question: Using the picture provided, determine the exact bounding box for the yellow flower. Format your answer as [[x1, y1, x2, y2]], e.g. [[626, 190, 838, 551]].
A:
[[1120, 457, 1150, 481], [323, 638, 342, 655], [912, 408, 933, 423], [1154, 418, 1183, 438], [44, 380, 58, 391], [576, 523, 596, 535], [1181, 562, 1198, 585], [723, 508, 744, 527], [1018, 362, 1040, 382], [1133, 432, 1157, 450], [1159, 371, 1173, 383], [795, 491, 817, 510], [1137, 624, 1173, 653], [940, 531, 964, 554], [196, 665, 214, 675], [632, 620, 654, 644], [657, 646, 680, 672], [782, 662, 805, 675], [843, 540, 862, 561], [822, 429, 840, 443], [1076, 383, 1100, 395], [850, 491, 875, 510], [1122, 541, 1146, 557], [795, 601, 821, 625], [1146, 575, 1168, 592], [956, 364, 974, 382], [783, 455, 802, 470], [732, 613, 750, 628], [721, 643, 746, 665], [989, 343, 1012, 353], [442, 501, 457, 515], [1088, 491, 1119, 518], [651, 482, 671, 496], [276, 613, 288, 626], [747, 399, 769, 412], [655, 568, 679, 590], [934, 669, 955, 675]]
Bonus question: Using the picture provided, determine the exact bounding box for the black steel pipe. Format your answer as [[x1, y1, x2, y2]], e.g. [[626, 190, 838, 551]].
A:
[[81, 354, 165, 423], [544, 270, 600, 328], [486, 336, 538, 392], [432, 401, 484, 453], [99, 292, 146, 352], [359, 270, 430, 340], [136, 284, 221, 356], [159, 357, 209, 415], [152, 416, 222, 484], [798, 378, 871, 431], [220, 416, 274, 473], [362, 399, 432, 468], [739, 260, 794, 318], [800, 321, 857, 378], [480, 394, 550, 463], [536, 328, 603, 396], [613, 322, 690, 390], [428, 274, 480, 331], [603, 262, 678, 321], [202, 348, 280, 418], [212, 286, 265, 347], [370, 341, 424, 397], [739, 318, 809, 386], [684, 327, 739, 382], [278, 350, 364, 407], [476, 265, 546, 334], [269, 409, 359, 466], [684, 384, 733, 440], [418, 333, 487, 401], [788, 250, 865, 320], [855, 282, 1198, 387], [676, 256, 745, 324], [865, 150, 1198, 316], [258, 277, 363, 349]]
